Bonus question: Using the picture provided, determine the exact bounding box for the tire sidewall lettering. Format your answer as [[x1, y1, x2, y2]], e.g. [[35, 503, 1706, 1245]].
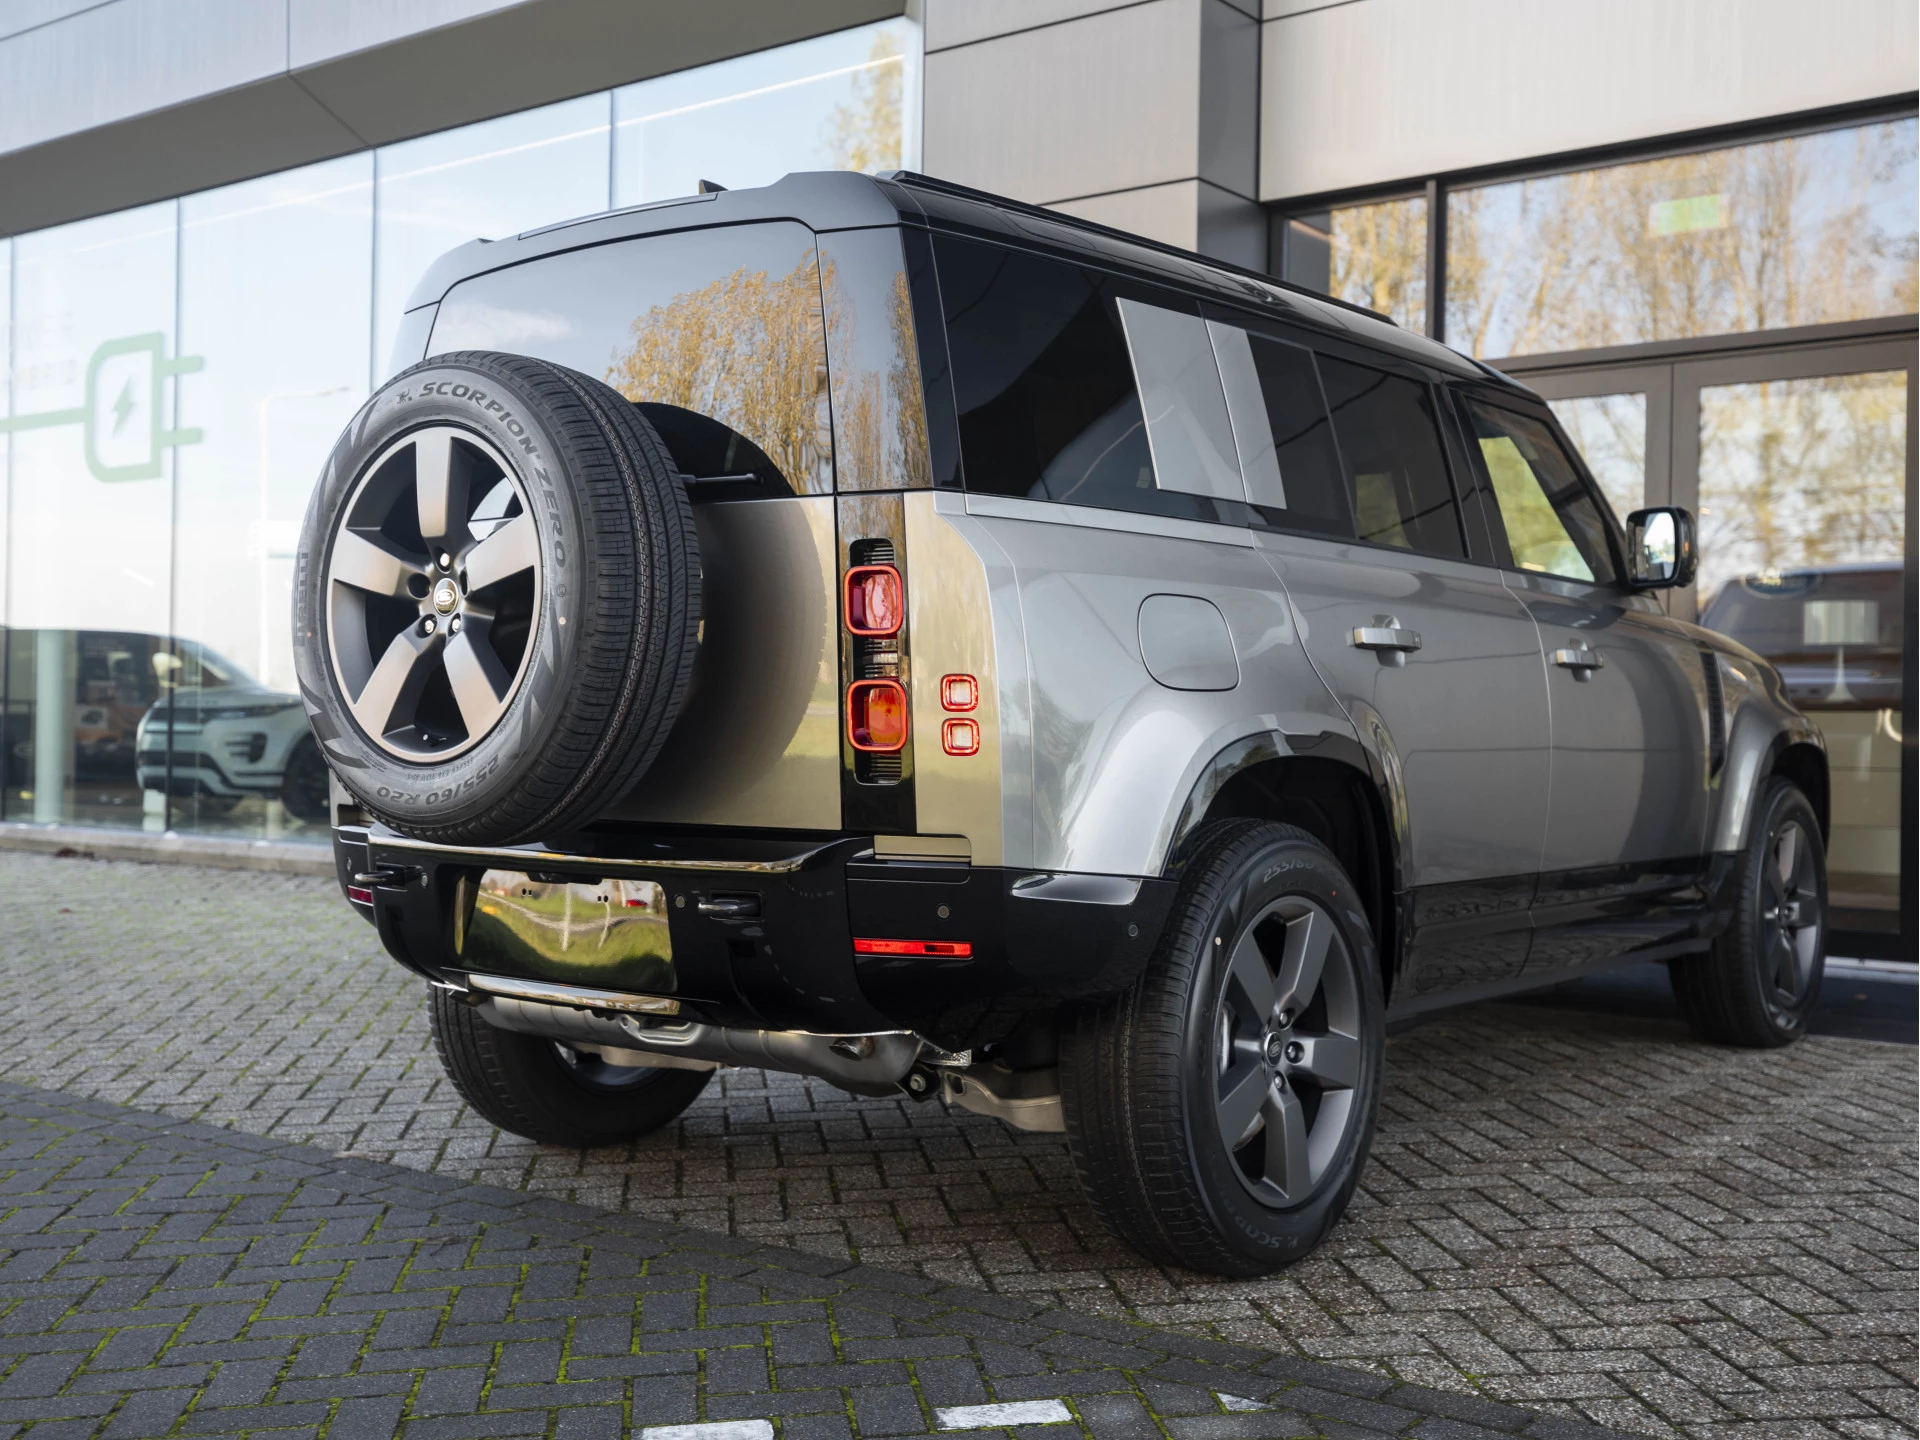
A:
[[1182, 840, 1383, 1264], [293, 356, 589, 824]]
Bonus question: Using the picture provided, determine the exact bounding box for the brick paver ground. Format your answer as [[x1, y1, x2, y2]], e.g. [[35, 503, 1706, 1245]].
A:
[[0, 851, 1911, 1440], [0, 1080, 1621, 1440]]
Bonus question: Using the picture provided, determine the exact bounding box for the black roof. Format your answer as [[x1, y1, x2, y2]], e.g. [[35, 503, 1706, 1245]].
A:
[[403, 169, 1511, 388]]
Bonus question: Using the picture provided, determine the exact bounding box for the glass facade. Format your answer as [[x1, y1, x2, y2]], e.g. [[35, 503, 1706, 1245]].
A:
[[1695, 368, 1909, 937], [1546, 392, 1647, 524], [1447, 120, 1917, 359], [0, 17, 918, 841], [1695, 370, 1908, 602], [1279, 195, 1428, 332]]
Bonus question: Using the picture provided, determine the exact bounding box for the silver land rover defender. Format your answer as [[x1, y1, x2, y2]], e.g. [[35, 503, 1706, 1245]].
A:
[[295, 171, 1829, 1275]]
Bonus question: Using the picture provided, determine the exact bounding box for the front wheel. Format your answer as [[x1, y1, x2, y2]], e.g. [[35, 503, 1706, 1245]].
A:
[[429, 987, 712, 1146], [1671, 777, 1826, 1047], [1061, 821, 1384, 1276]]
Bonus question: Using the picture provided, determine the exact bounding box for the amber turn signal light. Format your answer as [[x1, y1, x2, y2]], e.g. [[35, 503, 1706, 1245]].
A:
[[847, 678, 908, 752], [844, 564, 903, 636], [940, 674, 978, 711], [941, 718, 980, 756]]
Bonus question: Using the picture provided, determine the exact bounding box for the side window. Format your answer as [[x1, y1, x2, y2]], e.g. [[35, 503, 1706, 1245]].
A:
[[1114, 299, 1243, 502], [1462, 399, 1618, 585], [1317, 356, 1466, 559], [1235, 333, 1354, 538], [932, 235, 1228, 523]]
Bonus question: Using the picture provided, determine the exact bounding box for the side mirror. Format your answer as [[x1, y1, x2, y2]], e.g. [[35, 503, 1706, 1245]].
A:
[[1626, 506, 1697, 589]]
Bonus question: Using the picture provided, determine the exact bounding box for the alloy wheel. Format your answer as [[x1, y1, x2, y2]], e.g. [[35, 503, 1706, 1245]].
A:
[[1212, 896, 1364, 1208], [325, 426, 541, 761], [1760, 818, 1822, 1023]]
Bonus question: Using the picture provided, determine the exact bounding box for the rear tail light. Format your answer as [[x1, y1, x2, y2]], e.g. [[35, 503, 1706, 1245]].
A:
[[940, 674, 978, 711], [844, 564, 903, 636], [941, 718, 980, 756], [854, 938, 973, 957], [346, 885, 374, 905], [847, 678, 908, 751]]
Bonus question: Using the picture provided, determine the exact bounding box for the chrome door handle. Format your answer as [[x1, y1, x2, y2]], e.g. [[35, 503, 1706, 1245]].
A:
[[1351, 626, 1422, 653], [1552, 646, 1605, 677]]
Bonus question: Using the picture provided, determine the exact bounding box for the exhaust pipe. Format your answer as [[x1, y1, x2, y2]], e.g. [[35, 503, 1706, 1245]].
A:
[[472, 987, 923, 1096]]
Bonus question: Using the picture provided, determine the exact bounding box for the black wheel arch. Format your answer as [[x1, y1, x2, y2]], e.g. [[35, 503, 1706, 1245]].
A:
[[1770, 738, 1830, 843], [1165, 730, 1403, 1004]]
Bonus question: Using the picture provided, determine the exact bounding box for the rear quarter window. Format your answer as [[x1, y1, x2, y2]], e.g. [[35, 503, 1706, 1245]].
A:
[[932, 234, 1242, 525]]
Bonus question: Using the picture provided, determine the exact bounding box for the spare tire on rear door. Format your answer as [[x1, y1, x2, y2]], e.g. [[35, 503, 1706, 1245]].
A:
[[292, 351, 700, 846]]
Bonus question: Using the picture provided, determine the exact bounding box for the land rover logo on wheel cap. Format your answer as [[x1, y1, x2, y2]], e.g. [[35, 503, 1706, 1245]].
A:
[[432, 578, 459, 614]]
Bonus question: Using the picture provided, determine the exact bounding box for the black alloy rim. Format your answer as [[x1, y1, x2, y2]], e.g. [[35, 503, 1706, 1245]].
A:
[[325, 425, 541, 762], [1760, 817, 1822, 1022], [1211, 895, 1364, 1208]]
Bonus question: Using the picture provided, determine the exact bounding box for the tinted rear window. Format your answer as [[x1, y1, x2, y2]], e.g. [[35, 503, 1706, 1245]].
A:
[[1318, 357, 1465, 559], [431, 221, 831, 495], [933, 235, 1234, 524]]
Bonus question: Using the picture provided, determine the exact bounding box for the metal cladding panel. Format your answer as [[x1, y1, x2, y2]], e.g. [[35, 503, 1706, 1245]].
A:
[[1260, 0, 1918, 201], [0, 0, 287, 155], [923, 0, 1204, 205]]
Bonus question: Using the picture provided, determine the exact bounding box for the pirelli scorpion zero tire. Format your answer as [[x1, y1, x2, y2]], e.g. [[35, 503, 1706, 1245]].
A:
[[1061, 820, 1385, 1276], [293, 352, 699, 844]]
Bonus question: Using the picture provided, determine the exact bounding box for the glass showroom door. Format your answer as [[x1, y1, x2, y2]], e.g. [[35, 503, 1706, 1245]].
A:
[[1676, 341, 1914, 956], [1527, 337, 1914, 957]]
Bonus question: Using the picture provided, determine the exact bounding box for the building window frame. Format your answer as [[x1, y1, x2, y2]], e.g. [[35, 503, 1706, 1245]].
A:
[[1270, 93, 1920, 350]]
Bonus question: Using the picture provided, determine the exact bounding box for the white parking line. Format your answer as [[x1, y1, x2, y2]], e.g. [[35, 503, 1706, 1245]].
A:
[[1827, 956, 1917, 981], [935, 1399, 1075, 1428], [641, 1424, 775, 1440]]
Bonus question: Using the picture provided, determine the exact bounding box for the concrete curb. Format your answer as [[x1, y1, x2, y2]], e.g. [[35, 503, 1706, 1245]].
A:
[[0, 820, 333, 877]]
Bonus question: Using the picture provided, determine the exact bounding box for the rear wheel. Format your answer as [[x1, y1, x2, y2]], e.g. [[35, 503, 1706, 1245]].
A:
[[428, 987, 711, 1147], [1061, 820, 1384, 1276], [1671, 777, 1826, 1047]]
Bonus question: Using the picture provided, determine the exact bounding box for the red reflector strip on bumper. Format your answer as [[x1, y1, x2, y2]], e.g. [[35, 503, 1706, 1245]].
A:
[[347, 885, 374, 905], [853, 937, 972, 957]]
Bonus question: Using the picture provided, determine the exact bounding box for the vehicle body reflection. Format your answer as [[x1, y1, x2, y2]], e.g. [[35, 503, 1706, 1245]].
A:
[[0, 629, 325, 829], [135, 643, 325, 822], [1700, 562, 1904, 938]]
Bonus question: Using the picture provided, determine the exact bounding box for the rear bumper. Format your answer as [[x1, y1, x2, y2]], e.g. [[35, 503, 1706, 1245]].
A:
[[333, 825, 1175, 1049]]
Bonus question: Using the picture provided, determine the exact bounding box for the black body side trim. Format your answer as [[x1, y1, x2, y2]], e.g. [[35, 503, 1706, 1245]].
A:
[[1527, 854, 1718, 972], [1397, 874, 1535, 999]]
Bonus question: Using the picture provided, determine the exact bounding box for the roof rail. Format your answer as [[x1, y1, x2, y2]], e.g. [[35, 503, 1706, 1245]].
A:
[[879, 170, 1397, 327]]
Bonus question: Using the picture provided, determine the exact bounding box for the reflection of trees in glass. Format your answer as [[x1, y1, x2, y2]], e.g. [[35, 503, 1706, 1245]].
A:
[[1318, 197, 1427, 330], [1549, 392, 1647, 521], [605, 253, 830, 489], [1448, 122, 1918, 358], [823, 265, 930, 490], [1695, 371, 1907, 604], [887, 270, 930, 488], [825, 29, 904, 173]]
